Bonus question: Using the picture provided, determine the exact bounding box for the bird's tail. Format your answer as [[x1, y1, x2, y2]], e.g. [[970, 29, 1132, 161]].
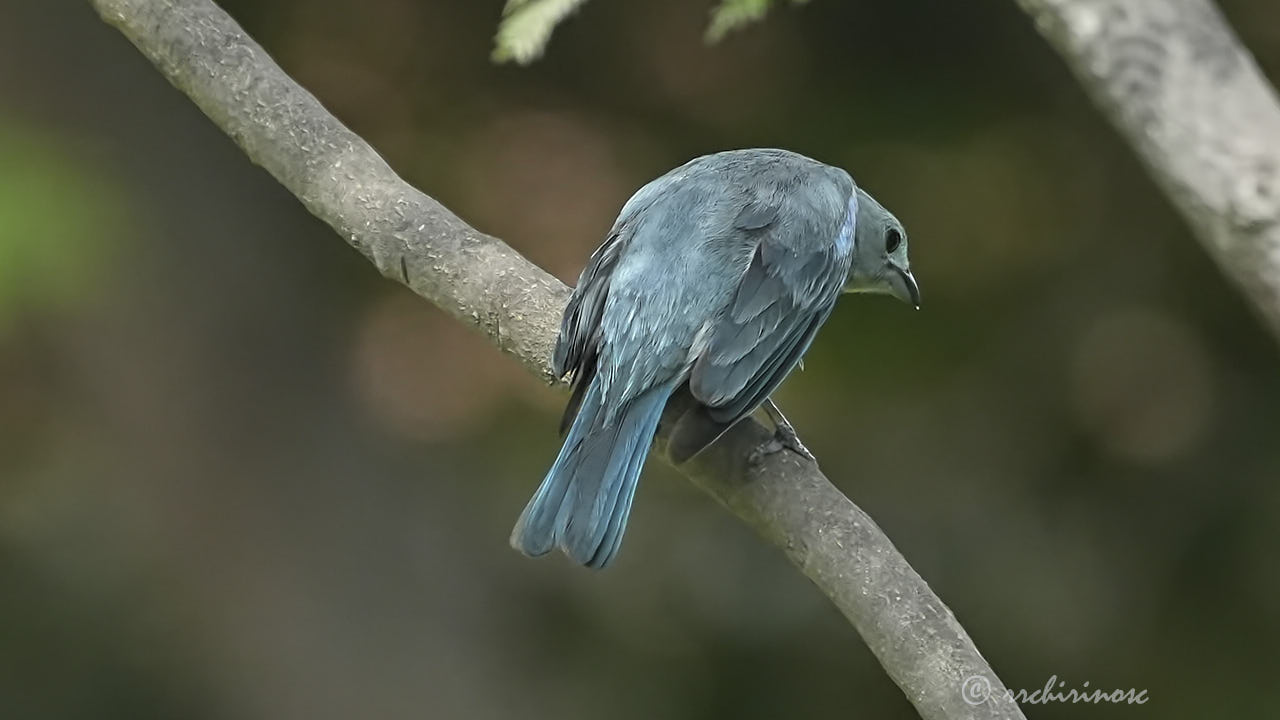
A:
[[511, 377, 674, 569]]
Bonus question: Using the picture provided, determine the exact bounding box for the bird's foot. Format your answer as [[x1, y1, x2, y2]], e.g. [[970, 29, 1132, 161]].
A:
[[749, 400, 817, 465], [772, 418, 816, 462]]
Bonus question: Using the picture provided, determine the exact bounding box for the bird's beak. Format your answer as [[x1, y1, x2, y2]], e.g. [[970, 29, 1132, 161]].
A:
[[889, 265, 920, 309]]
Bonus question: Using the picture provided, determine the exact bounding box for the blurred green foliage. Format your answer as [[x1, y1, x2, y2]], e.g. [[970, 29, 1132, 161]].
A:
[[0, 125, 122, 331], [493, 0, 806, 62], [493, 0, 593, 63], [704, 0, 809, 42]]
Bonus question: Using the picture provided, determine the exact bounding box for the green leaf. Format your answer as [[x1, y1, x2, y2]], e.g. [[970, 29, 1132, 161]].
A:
[[492, 0, 593, 65], [706, 0, 809, 42], [707, 0, 772, 42]]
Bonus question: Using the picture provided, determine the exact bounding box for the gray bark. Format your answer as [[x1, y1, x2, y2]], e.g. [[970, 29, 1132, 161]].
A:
[[87, 1, 1023, 718], [1017, 0, 1280, 338]]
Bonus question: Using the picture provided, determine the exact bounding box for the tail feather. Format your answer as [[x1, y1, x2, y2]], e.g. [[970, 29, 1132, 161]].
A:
[[511, 377, 674, 568], [590, 418, 650, 566]]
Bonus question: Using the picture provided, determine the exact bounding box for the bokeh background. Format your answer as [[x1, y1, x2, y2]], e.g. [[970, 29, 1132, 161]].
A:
[[4, 1, 1280, 718]]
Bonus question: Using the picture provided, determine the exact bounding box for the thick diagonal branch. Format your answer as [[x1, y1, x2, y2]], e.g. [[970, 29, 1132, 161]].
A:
[[1017, 0, 1280, 339], [88, 1, 1023, 718]]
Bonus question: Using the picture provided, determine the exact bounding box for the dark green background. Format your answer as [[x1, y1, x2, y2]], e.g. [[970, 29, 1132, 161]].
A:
[[3, 1, 1279, 718]]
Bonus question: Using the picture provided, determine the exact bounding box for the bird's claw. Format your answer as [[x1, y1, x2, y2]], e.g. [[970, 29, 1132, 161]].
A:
[[749, 402, 817, 465], [772, 420, 816, 462]]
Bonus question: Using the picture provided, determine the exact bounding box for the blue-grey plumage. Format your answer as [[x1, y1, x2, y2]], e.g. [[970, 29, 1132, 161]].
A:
[[511, 148, 916, 568]]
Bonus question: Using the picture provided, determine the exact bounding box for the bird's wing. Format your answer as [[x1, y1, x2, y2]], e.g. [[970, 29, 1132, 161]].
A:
[[553, 230, 625, 433], [689, 195, 854, 425]]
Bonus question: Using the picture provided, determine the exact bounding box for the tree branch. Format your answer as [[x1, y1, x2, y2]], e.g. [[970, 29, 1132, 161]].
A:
[[1016, 0, 1280, 339], [88, 1, 1023, 717]]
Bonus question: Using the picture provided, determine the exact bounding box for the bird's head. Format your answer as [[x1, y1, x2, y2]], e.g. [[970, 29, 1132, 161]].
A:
[[845, 187, 919, 309]]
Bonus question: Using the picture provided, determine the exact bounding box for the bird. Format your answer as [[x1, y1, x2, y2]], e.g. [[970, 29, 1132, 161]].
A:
[[510, 148, 918, 569]]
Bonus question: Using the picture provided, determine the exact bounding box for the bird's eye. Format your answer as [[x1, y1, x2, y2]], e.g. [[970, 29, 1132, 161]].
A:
[[886, 228, 903, 254]]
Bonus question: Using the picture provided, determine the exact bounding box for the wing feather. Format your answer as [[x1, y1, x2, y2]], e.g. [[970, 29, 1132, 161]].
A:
[[554, 232, 624, 433], [689, 214, 851, 427]]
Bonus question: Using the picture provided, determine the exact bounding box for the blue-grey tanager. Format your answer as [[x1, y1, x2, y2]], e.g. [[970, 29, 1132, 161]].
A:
[[511, 148, 918, 568]]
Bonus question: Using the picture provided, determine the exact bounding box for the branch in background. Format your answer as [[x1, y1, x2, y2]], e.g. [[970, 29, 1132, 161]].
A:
[[1016, 0, 1280, 340], [88, 1, 1024, 718]]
